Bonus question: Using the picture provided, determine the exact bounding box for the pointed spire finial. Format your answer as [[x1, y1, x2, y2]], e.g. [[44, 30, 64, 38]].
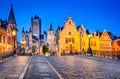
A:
[[22, 27, 24, 32], [50, 23, 52, 30], [29, 27, 31, 32], [11, 3, 13, 8], [8, 4, 16, 24]]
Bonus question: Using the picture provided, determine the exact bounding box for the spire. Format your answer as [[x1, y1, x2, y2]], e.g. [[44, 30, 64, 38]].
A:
[[22, 27, 24, 32], [49, 23, 53, 30], [29, 27, 31, 32], [44, 30, 47, 35], [8, 4, 16, 24]]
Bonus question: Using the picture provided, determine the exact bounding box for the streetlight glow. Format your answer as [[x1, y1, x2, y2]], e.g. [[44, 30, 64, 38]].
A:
[[88, 34, 92, 38], [12, 29, 17, 37]]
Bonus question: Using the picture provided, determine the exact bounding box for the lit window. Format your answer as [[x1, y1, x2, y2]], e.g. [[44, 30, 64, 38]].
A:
[[65, 38, 68, 44], [69, 38, 71, 42], [8, 37, 11, 44], [0, 35, 2, 43], [94, 41, 96, 46], [3, 36, 5, 43], [66, 47, 68, 52], [72, 38, 74, 43]]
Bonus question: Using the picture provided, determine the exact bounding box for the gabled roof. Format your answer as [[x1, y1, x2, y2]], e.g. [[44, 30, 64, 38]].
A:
[[77, 24, 86, 31], [49, 23, 53, 31], [100, 29, 111, 40]]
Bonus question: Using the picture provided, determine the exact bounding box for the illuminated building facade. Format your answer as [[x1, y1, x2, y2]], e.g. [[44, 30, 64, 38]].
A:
[[78, 25, 112, 52], [59, 16, 80, 55], [0, 5, 17, 53], [57, 16, 120, 55], [112, 38, 120, 51]]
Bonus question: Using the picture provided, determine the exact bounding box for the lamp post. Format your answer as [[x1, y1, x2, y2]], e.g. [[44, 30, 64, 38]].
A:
[[87, 34, 93, 56], [12, 29, 17, 55]]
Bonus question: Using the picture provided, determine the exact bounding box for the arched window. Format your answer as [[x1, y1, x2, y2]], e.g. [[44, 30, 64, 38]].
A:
[[3, 36, 5, 43]]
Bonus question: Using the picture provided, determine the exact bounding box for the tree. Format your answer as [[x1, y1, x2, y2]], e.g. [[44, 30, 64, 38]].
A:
[[43, 45, 49, 55]]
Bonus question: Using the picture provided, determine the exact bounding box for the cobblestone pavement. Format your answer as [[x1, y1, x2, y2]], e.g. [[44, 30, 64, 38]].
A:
[[0, 56, 30, 79], [46, 56, 120, 79], [24, 56, 59, 79]]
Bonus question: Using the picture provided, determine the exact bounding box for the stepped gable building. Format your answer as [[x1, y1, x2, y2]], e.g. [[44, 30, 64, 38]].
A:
[[0, 4, 17, 53], [56, 15, 120, 56], [59, 16, 80, 55], [77, 24, 112, 52]]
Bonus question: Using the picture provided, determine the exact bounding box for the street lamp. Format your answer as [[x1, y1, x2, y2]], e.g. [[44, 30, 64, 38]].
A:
[[87, 34, 93, 56], [12, 29, 17, 55]]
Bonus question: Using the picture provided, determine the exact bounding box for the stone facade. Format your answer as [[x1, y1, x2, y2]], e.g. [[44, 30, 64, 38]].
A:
[[47, 24, 56, 53], [22, 15, 43, 55]]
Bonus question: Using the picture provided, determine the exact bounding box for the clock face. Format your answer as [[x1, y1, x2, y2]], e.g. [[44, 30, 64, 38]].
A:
[[117, 40, 120, 47]]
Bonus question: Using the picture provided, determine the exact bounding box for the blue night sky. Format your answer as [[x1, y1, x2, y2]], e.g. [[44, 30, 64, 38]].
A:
[[0, 0, 120, 42]]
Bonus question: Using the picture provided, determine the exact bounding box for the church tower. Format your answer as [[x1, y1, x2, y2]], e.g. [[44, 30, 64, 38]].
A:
[[7, 4, 17, 48], [31, 15, 41, 39], [8, 4, 17, 29], [47, 23, 55, 52]]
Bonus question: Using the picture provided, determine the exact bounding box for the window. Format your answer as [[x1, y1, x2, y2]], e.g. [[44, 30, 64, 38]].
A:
[[3, 36, 5, 43], [82, 41, 85, 46], [0, 35, 1, 43], [7, 37, 11, 44], [69, 38, 71, 42], [91, 41, 96, 46], [72, 38, 74, 43], [94, 41, 96, 46], [65, 38, 68, 43], [66, 47, 68, 52]]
